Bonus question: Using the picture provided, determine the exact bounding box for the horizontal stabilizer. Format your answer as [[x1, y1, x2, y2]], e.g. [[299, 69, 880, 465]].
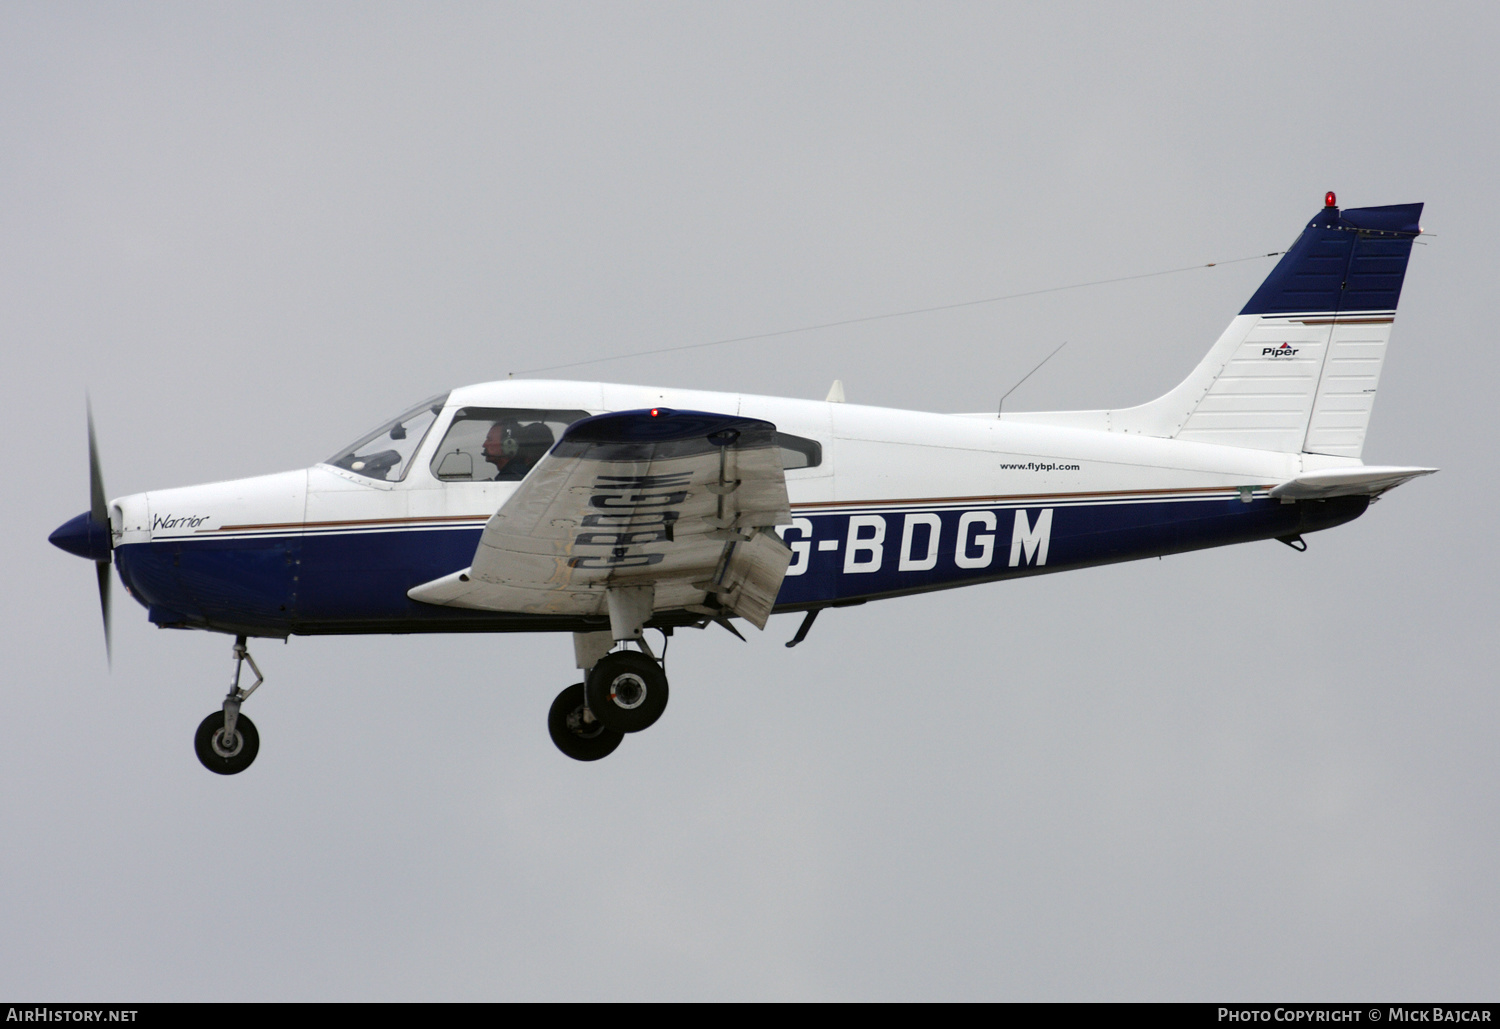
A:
[[1269, 465, 1436, 500]]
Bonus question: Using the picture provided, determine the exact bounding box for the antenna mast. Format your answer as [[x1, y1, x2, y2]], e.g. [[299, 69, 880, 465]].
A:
[[998, 341, 1067, 418]]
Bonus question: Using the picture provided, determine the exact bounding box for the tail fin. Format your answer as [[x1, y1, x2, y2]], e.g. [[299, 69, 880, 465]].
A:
[[1112, 198, 1423, 456]]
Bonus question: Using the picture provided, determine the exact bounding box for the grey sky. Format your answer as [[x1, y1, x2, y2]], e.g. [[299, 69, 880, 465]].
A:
[[3, 2, 1495, 1000]]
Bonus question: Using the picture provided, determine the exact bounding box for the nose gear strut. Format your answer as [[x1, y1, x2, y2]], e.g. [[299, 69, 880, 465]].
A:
[[194, 635, 264, 775]]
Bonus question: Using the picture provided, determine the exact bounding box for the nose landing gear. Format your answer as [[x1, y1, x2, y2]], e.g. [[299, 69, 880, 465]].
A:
[[194, 635, 263, 775]]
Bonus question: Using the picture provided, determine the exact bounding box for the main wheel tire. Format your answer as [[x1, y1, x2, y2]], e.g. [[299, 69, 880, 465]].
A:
[[194, 710, 260, 775], [584, 651, 669, 734], [548, 683, 624, 761]]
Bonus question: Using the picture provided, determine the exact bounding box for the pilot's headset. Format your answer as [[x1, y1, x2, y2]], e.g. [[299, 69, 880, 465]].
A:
[[492, 419, 523, 458]]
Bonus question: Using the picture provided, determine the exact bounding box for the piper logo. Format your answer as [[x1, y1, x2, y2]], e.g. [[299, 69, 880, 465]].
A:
[[1262, 343, 1299, 358]]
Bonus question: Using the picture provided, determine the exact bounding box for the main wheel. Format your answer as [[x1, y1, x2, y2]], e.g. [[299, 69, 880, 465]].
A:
[[584, 651, 669, 734], [548, 683, 624, 761], [194, 710, 260, 775]]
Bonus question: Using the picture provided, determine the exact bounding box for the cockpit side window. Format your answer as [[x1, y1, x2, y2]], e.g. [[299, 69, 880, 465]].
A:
[[326, 393, 450, 482], [429, 408, 591, 482]]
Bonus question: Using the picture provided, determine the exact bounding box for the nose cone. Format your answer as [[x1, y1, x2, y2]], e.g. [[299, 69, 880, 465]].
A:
[[49, 511, 113, 562]]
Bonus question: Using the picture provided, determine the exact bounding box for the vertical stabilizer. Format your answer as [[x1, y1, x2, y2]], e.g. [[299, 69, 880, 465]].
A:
[[1070, 199, 1423, 457]]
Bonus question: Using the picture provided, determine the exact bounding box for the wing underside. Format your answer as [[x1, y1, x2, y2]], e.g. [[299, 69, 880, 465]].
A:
[[408, 408, 793, 629]]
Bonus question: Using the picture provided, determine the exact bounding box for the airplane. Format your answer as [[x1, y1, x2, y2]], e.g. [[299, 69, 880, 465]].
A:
[[49, 194, 1436, 771]]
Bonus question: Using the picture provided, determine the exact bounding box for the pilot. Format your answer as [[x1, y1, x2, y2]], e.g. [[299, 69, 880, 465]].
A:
[[483, 419, 555, 481]]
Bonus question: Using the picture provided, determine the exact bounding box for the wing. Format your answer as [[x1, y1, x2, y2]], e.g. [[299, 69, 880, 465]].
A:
[[1269, 465, 1437, 500], [407, 408, 793, 629]]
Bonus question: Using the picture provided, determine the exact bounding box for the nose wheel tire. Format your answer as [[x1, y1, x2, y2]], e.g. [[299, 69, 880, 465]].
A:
[[548, 683, 624, 761], [584, 650, 669, 734], [194, 711, 260, 775]]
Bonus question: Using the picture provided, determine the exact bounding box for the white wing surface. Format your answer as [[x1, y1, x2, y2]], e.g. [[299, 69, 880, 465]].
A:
[[408, 408, 793, 629]]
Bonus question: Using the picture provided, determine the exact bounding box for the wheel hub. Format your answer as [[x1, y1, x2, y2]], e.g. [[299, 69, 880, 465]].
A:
[[608, 673, 647, 710], [211, 728, 243, 758], [566, 705, 607, 739]]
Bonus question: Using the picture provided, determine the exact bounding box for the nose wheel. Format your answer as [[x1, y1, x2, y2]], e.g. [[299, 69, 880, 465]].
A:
[[195, 710, 260, 774], [195, 635, 264, 775]]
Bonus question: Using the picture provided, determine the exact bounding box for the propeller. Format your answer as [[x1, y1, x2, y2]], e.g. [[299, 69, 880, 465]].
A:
[[87, 399, 113, 666], [50, 400, 115, 665]]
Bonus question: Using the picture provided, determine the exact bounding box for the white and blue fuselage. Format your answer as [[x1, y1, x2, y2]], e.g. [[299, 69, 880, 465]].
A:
[[102, 377, 1362, 639]]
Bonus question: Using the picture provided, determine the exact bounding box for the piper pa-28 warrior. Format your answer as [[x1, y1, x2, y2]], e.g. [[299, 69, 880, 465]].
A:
[[50, 195, 1435, 771]]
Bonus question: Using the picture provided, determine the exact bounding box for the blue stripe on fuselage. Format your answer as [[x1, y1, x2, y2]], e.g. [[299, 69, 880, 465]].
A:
[[772, 492, 1358, 605], [114, 494, 1366, 636]]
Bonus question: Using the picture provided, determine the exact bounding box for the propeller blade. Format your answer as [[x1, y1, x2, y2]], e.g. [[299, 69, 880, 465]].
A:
[[87, 396, 113, 668], [87, 397, 107, 527], [96, 558, 113, 668]]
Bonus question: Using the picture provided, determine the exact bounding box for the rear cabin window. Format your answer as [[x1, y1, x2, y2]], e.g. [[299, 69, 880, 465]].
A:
[[777, 432, 822, 470], [430, 408, 591, 482]]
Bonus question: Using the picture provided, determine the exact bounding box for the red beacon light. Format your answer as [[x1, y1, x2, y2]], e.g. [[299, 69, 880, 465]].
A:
[[650, 408, 660, 417], [1325, 191, 1337, 208]]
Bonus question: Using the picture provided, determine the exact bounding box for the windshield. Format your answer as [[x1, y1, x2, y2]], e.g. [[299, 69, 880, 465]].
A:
[[326, 392, 450, 481]]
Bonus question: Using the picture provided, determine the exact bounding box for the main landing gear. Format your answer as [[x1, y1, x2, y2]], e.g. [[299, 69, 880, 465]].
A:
[[194, 635, 263, 775], [547, 643, 670, 762], [548, 588, 672, 761], [547, 683, 623, 762], [586, 650, 669, 733]]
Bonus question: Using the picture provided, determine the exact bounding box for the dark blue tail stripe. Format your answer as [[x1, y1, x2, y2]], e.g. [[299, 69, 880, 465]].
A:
[[1240, 203, 1422, 317]]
